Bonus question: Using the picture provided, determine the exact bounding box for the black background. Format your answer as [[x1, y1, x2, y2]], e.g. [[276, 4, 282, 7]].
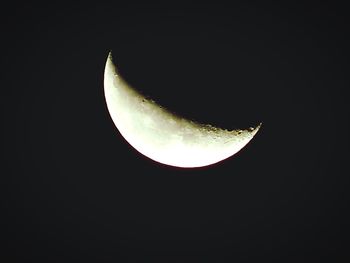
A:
[[2, 2, 349, 262]]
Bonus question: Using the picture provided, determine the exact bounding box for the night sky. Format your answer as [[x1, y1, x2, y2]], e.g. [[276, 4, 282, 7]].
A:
[[2, 2, 349, 262]]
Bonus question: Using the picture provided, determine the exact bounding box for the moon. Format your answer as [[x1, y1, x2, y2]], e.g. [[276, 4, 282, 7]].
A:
[[104, 52, 261, 168]]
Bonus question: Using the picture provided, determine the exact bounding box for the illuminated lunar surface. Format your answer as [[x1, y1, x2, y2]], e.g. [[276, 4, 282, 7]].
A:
[[104, 52, 261, 168]]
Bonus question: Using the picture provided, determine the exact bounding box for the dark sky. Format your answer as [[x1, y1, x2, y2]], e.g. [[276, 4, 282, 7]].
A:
[[2, 2, 349, 262]]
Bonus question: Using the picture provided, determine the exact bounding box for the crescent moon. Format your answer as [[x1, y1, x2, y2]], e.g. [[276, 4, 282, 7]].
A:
[[104, 52, 261, 168]]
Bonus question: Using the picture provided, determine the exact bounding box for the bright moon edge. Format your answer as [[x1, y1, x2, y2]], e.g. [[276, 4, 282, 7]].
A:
[[104, 51, 262, 168]]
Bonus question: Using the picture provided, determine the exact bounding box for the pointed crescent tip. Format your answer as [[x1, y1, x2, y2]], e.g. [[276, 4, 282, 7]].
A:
[[106, 50, 118, 74], [248, 122, 262, 136], [253, 122, 263, 135], [107, 50, 113, 62]]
